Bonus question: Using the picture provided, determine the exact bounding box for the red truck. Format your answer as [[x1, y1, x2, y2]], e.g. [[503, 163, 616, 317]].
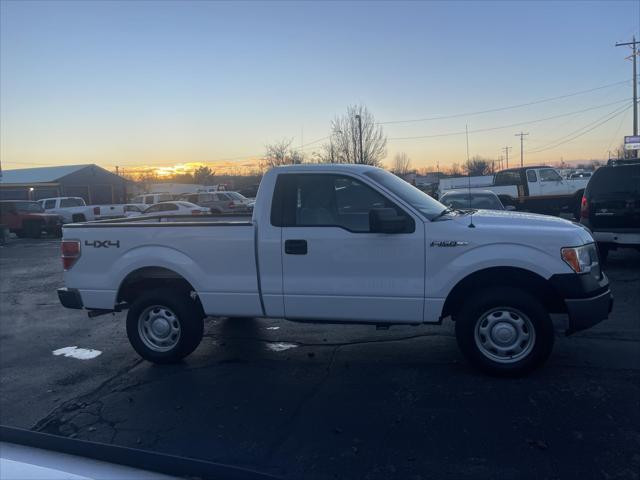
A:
[[0, 200, 63, 238]]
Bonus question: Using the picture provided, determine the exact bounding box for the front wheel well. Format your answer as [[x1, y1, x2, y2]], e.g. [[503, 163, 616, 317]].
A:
[[117, 267, 205, 318], [441, 267, 565, 320]]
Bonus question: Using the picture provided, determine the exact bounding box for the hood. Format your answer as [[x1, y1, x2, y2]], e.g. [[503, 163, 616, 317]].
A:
[[452, 209, 593, 246]]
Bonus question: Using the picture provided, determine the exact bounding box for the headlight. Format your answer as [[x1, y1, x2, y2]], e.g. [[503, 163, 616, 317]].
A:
[[561, 243, 600, 276]]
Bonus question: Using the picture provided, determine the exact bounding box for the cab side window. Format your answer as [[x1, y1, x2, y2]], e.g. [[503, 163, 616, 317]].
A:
[[494, 171, 521, 186], [539, 169, 562, 182], [43, 200, 56, 209], [271, 174, 413, 233], [526, 170, 537, 183]]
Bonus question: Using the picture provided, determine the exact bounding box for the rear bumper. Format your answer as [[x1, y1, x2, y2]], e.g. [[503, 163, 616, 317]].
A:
[[57, 288, 83, 309], [592, 230, 640, 246]]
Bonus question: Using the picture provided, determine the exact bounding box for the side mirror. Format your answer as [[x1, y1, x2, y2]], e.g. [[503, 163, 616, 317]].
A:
[[505, 205, 516, 211], [369, 208, 407, 233]]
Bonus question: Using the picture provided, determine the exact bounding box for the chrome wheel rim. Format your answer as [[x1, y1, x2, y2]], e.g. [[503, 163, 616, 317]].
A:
[[474, 307, 535, 364], [138, 305, 181, 352]]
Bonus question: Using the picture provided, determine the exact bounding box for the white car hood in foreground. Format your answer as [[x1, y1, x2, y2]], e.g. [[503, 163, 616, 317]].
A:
[[451, 209, 593, 246]]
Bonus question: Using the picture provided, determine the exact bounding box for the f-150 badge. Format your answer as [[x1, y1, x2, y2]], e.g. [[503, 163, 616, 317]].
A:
[[430, 240, 469, 247]]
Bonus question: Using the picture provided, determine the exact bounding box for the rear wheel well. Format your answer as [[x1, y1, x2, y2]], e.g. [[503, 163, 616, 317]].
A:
[[117, 267, 205, 318], [442, 267, 565, 320], [71, 213, 86, 223]]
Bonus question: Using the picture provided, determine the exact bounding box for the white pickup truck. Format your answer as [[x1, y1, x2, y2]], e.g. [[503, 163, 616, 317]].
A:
[[38, 197, 96, 224], [438, 166, 589, 218], [57, 164, 612, 376]]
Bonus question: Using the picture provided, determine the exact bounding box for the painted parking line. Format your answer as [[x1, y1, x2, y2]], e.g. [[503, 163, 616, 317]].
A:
[[52, 346, 102, 360]]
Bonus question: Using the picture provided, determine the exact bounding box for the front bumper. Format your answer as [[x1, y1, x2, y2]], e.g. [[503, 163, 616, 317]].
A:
[[57, 288, 83, 309], [564, 290, 613, 334], [549, 272, 613, 334]]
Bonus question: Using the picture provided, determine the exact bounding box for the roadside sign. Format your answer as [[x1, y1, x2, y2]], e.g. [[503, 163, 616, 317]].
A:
[[624, 135, 640, 150]]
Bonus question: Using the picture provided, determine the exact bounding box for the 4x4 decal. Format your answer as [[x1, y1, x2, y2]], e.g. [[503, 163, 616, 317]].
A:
[[84, 240, 120, 248]]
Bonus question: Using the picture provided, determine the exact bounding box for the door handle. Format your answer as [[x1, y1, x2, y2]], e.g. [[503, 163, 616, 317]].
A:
[[285, 239, 307, 255]]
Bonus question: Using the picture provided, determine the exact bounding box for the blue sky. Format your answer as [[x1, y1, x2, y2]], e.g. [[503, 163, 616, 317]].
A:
[[1, 0, 638, 173]]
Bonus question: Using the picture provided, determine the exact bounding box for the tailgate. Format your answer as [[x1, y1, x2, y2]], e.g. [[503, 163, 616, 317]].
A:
[[589, 191, 640, 230]]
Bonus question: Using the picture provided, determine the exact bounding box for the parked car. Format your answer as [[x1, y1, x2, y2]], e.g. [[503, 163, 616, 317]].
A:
[[226, 191, 255, 211], [142, 201, 210, 217], [438, 166, 588, 218], [580, 163, 640, 261], [179, 192, 250, 214], [439, 189, 509, 211], [37, 197, 96, 223], [80, 203, 148, 220], [123, 204, 148, 217], [130, 193, 174, 206], [0, 200, 62, 238], [58, 164, 612, 377]]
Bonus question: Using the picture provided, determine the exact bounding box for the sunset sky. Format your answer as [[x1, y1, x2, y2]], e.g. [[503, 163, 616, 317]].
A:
[[1, 0, 638, 175]]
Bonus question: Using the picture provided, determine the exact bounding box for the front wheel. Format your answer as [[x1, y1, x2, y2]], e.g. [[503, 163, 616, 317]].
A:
[[126, 288, 204, 364], [454, 287, 554, 377]]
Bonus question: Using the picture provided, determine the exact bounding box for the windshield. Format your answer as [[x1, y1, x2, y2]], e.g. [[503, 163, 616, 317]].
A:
[[364, 169, 446, 219], [14, 201, 44, 213]]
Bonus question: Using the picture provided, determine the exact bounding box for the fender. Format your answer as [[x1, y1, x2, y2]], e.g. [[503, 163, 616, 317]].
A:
[[428, 242, 573, 301], [111, 245, 206, 296]]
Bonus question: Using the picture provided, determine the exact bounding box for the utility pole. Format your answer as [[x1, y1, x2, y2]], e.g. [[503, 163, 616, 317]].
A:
[[616, 35, 639, 158], [502, 146, 512, 169], [355, 114, 364, 163], [514, 133, 529, 167]]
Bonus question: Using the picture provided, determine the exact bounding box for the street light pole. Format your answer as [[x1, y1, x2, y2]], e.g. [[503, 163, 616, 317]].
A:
[[355, 114, 363, 164]]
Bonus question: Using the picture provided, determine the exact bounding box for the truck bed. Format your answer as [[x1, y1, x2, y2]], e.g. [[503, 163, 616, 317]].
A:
[[63, 214, 262, 317]]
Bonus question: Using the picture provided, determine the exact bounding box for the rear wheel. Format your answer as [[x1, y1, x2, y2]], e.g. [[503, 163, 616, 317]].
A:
[[454, 287, 554, 377], [71, 213, 86, 223], [126, 288, 204, 364]]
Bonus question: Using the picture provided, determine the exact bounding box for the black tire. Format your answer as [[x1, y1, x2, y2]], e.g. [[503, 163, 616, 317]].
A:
[[454, 287, 554, 377], [24, 221, 42, 239], [71, 214, 86, 223], [126, 288, 204, 364], [15, 230, 26, 238]]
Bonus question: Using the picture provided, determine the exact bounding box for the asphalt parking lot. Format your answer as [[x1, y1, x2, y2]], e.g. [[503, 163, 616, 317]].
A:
[[1, 237, 639, 479]]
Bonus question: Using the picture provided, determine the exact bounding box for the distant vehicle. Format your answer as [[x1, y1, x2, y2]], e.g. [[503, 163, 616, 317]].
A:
[[580, 163, 640, 261], [130, 193, 174, 206], [142, 201, 210, 217], [37, 197, 96, 223], [439, 166, 588, 218], [123, 204, 148, 217], [179, 192, 250, 214], [59, 164, 612, 376], [569, 172, 592, 180], [439, 189, 509, 211], [0, 200, 62, 238], [226, 191, 255, 211]]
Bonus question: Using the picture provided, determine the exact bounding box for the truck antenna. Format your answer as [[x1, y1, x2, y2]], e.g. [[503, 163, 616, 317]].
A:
[[466, 124, 475, 228]]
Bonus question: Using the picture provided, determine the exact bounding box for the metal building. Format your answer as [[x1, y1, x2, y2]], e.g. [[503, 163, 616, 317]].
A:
[[0, 164, 132, 204]]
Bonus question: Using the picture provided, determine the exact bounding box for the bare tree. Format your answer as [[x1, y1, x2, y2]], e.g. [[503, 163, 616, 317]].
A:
[[193, 166, 215, 184], [392, 152, 412, 176], [263, 138, 304, 168], [322, 105, 387, 166], [445, 163, 463, 177], [465, 156, 494, 176]]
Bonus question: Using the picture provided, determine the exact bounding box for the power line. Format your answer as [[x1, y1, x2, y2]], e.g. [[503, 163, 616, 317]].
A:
[[528, 103, 634, 155], [527, 102, 632, 153], [377, 80, 630, 125], [387, 98, 629, 141]]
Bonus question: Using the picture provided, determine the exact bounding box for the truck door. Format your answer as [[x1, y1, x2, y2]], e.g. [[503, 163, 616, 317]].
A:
[[274, 173, 425, 323], [538, 168, 567, 196], [525, 169, 540, 196]]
